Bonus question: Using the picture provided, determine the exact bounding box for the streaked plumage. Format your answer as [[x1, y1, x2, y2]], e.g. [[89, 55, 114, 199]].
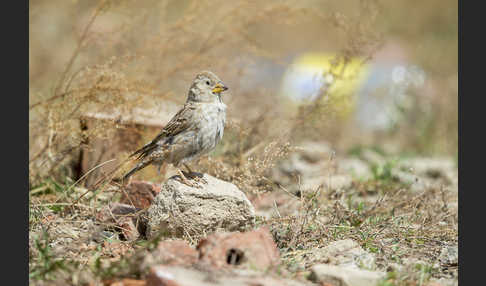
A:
[[122, 71, 228, 186]]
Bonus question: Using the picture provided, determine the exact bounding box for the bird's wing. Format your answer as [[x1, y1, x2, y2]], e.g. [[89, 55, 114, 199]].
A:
[[129, 104, 196, 159]]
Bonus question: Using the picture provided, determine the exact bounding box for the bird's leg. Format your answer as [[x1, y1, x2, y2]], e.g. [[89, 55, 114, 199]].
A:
[[183, 163, 207, 184], [157, 163, 162, 175], [122, 175, 133, 186], [177, 169, 202, 188], [183, 163, 193, 174]]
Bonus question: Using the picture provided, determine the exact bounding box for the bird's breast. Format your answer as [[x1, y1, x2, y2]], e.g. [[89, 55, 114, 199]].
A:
[[198, 103, 226, 151]]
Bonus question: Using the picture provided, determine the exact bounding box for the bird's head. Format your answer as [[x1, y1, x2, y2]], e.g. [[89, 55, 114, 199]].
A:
[[187, 71, 228, 103]]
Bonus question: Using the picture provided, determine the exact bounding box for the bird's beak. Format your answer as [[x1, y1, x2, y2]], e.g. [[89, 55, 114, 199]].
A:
[[212, 83, 228, 94]]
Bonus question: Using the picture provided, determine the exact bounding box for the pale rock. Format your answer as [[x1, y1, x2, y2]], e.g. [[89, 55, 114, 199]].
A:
[[299, 174, 353, 192], [309, 264, 385, 286], [296, 141, 335, 163], [146, 265, 313, 286], [360, 149, 386, 166], [439, 245, 458, 266], [146, 174, 255, 239], [338, 158, 372, 179], [315, 239, 377, 270], [399, 157, 457, 187]]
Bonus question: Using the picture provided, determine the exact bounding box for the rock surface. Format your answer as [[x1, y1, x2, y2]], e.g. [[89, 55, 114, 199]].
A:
[[297, 141, 335, 163], [121, 181, 161, 209], [142, 228, 280, 274], [142, 240, 199, 270], [309, 264, 385, 286], [95, 203, 144, 241], [284, 239, 377, 271], [108, 278, 146, 286], [197, 227, 280, 270], [338, 158, 372, 179], [314, 239, 377, 270], [146, 174, 255, 239], [439, 245, 458, 266], [146, 265, 313, 286], [300, 174, 353, 192], [397, 157, 458, 192]]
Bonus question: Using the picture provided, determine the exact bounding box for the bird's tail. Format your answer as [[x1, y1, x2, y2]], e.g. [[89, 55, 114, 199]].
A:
[[122, 160, 151, 183]]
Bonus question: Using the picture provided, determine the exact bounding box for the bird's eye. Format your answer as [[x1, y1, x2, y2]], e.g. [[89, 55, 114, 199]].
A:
[[206, 81, 211, 85]]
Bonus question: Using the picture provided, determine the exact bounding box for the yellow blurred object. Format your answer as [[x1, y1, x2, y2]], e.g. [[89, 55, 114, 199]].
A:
[[280, 53, 371, 119]]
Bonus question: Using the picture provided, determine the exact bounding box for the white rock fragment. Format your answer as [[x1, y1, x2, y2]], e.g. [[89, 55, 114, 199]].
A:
[[146, 173, 255, 238], [309, 264, 385, 286]]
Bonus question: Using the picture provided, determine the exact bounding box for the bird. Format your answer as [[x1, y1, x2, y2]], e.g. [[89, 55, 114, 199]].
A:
[[121, 71, 228, 187]]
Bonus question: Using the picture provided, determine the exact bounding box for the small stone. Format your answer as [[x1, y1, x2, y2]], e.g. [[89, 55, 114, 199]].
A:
[[91, 229, 119, 243], [402, 258, 427, 267], [309, 264, 385, 286], [386, 263, 403, 272], [142, 240, 198, 269], [439, 245, 458, 266], [278, 153, 322, 179], [120, 180, 161, 209], [109, 278, 146, 286], [428, 278, 458, 286], [95, 203, 145, 241], [314, 239, 377, 270], [96, 203, 140, 222], [118, 216, 140, 241], [197, 227, 280, 270], [338, 158, 372, 179], [360, 149, 385, 166], [146, 265, 314, 286], [297, 141, 334, 163], [398, 157, 457, 186], [293, 174, 352, 194], [424, 282, 444, 286], [146, 266, 182, 286]]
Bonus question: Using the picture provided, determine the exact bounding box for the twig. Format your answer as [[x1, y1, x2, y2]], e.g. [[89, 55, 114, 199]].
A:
[[65, 158, 117, 194], [262, 177, 299, 199], [29, 139, 49, 163], [29, 1, 107, 111], [34, 203, 93, 209], [29, 186, 49, 195], [68, 157, 132, 210], [53, 0, 107, 96], [273, 200, 282, 218]]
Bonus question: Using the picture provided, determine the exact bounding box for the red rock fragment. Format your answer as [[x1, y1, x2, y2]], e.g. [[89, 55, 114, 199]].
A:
[[118, 216, 140, 241], [197, 227, 280, 270], [95, 203, 143, 241], [108, 278, 147, 286], [96, 203, 139, 222], [146, 266, 181, 286], [152, 240, 198, 266], [249, 192, 288, 210], [120, 181, 161, 209], [424, 282, 443, 286]]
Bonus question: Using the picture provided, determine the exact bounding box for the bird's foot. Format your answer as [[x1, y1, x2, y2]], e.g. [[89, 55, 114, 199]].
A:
[[177, 170, 203, 188], [182, 167, 207, 185], [191, 174, 207, 185], [181, 178, 203, 188]]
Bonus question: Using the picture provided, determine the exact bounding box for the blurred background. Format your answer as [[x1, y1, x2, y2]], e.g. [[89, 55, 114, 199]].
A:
[[29, 0, 457, 186]]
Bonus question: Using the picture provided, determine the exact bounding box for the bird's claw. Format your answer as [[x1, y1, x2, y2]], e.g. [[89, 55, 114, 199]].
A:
[[192, 175, 207, 185], [177, 170, 204, 188], [180, 177, 203, 188]]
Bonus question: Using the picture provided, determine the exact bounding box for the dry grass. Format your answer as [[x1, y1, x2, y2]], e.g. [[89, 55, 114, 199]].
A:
[[28, 150, 458, 285], [29, 0, 457, 285]]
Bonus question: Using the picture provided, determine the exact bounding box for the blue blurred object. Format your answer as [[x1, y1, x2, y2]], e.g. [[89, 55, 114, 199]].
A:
[[354, 62, 426, 130]]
